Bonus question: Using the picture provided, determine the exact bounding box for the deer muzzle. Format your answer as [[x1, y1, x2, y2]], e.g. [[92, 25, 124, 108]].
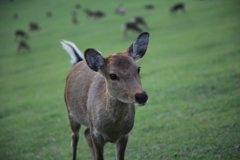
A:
[[135, 92, 148, 106]]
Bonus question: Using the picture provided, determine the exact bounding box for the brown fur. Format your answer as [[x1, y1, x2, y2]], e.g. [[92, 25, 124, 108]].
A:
[[15, 30, 29, 40], [123, 22, 142, 36], [170, 3, 185, 14], [63, 32, 149, 160], [29, 22, 40, 31], [18, 40, 30, 53]]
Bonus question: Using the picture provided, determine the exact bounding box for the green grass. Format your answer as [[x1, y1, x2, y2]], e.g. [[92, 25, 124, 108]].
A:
[[0, 0, 240, 159]]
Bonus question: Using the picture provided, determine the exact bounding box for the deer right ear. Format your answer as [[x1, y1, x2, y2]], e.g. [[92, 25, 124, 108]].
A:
[[84, 48, 104, 72], [127, 32, 149, 61]]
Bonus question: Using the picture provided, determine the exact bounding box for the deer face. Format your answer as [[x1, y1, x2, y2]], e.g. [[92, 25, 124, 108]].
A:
[[102, 53, 148, 106], [84, 32, 149, 106]]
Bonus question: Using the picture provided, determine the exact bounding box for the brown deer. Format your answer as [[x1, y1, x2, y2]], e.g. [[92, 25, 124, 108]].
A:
[[170, 3, 185, 14], [61, 32, 149, 160], [15, 30, 29, 40], [144, 4, 155, 10], [122, 22, 142, 36], [132, 16, 148, 28], [29, 22, 40, 31], [18, 40, 30, 53], [85, 9, 105, 18]]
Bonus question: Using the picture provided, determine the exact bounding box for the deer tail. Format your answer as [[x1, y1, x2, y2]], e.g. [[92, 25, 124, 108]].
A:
[[61, 40, 84, 65]]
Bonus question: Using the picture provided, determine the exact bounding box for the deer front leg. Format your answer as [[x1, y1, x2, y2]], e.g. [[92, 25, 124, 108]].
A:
[[116, 135, 128, 160], [91, 132, 106, 160], [84, 128, 96, 159]]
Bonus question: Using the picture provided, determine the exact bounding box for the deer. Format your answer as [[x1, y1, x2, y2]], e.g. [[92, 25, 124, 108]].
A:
[[132, 16, 148, 28], [17, 40, 30, 53], [29, 22, 40, 31], [85, 9, 105, 18], [144, 4, 155, 10], [61, 32, 149, 160], [115, 5, 126, 15], [169, 3, 186, 14], [122, 22, 142, 36], [15, 30, 29, 40]]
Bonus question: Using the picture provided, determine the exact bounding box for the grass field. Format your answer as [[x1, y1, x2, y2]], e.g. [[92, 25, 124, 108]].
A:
[[0, 0, 240, 159]]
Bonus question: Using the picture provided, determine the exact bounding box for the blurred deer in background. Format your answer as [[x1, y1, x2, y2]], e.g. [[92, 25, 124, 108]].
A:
[[61, 32, 150, 160], [115, 5, 126, 15], [132, 16, 148, 28], [170, 3, 186, 14], [18, 40, 30, 53], [15, 30, 29, 40], [29, 22, 40, 31], [85, 9, 105, 18], [122, 22, 142, 36], [144, 4, 155, 10]]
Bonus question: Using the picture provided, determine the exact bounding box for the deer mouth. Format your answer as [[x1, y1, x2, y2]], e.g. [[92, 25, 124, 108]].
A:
[[116, 92, 148, 106], [134, 101, 148, 106]]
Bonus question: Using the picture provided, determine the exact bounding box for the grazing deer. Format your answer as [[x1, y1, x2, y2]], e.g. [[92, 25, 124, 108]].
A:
[[15, 30, 29, 40], [85, 9, 105, 18], [61, 32, 149, 160], [18, 40, 30, 53], [170, 3, 185, 14], [115, 5, 125, 15], [94, 11, 105, 18], [144, 4, 154, 10], [132, 16, 148, 28], [123, 22, 142, 36], [29, 22, 40, 31]]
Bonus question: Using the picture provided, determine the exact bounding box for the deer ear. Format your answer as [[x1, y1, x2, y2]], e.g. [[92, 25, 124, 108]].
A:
[[84, 49, 104, 72], [127, 32, 149, 61]]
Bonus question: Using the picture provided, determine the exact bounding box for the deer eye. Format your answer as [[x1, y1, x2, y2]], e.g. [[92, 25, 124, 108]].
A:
[[138, 67, 141, 74], [109, 74, 118, 80]]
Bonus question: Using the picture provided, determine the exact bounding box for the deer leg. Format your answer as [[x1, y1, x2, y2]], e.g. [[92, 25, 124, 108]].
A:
[[68, 115, 81, 160], [116, 135, 128, 160], [84, 128, 96, 159], [91, 132, 105, 160]]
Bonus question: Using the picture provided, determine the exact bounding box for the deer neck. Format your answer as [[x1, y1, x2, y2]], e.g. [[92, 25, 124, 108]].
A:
[[104, 90, 133, 120]]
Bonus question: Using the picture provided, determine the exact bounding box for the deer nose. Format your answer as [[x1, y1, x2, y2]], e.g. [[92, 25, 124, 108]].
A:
[[135, 92, 148, 104]]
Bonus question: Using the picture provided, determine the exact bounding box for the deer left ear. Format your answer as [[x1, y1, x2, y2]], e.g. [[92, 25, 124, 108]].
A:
[[127, 32, 149, 61]]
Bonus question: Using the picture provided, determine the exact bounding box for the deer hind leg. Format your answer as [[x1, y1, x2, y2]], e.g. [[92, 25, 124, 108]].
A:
[[68, 115, 81, 160], [116, 135, 128, 160]]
